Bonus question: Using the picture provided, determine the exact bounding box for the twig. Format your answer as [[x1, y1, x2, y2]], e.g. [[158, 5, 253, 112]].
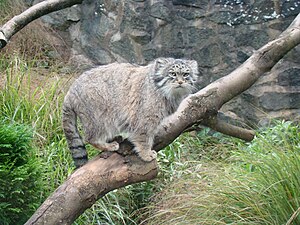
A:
[[286, 207, 300, 225], [203, 115, 255, 142]]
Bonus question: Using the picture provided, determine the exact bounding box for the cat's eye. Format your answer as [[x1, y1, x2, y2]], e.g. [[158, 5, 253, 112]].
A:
[[183, 73, 190, 78], [169, 72, 177, 77]]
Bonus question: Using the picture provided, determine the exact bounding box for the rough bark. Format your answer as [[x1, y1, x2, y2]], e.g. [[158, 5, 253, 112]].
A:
[[0, 0, 83, 48], [1, 2, 299, 224]]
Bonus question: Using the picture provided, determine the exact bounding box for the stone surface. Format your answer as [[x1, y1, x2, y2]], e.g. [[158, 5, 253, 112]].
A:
[[258, 92, 300, 111], [26, 0, 300, 125], [278, 68, 300, 87], [235, 29, 270, 49], [172, 0, 210, 8]]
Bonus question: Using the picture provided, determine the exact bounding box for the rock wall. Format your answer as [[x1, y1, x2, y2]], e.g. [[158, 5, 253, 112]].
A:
[[32, 0, 300, 125]]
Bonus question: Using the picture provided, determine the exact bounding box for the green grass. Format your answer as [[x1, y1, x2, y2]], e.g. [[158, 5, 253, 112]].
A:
[[142, 121, 300, 225], [0, 55, 64, 139]]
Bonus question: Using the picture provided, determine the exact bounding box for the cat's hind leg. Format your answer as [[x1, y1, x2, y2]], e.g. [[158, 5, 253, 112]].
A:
[[84, 123, 120, 152]]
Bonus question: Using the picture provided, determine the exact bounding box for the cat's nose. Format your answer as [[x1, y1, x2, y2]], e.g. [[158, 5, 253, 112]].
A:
[[178, 80, 183, 85]]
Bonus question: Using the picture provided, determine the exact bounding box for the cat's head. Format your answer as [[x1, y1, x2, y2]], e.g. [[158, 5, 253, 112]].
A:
[[152, 57, 200, 101]]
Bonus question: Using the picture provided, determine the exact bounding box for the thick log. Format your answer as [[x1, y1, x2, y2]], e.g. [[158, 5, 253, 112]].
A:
[[25, 150, 158, 225]]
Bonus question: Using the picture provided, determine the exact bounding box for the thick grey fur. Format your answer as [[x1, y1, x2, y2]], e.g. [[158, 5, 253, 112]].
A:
[[62, 58, 199, 168]]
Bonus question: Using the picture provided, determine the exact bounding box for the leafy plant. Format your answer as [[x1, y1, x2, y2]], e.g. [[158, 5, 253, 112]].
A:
[[0, 120, 44, 225]]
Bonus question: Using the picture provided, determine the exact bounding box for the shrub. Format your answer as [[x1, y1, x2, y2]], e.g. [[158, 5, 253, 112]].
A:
[[0, 120, 44, 225]]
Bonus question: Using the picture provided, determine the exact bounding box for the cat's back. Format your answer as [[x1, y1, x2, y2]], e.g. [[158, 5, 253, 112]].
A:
[[66, 62, 153, 108], [74, 62, 150, 89]]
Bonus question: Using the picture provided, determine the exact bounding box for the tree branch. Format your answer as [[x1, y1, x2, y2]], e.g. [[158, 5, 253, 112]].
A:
[[153, 13, 300, 150], [182, 115, 255, 142], [203, 115, 255, 142], [25, 150, 158, 225], [0, 0, 83, 49]]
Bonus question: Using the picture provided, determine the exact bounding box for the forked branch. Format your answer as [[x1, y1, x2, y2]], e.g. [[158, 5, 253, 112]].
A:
[[153, 13, 300, 150]]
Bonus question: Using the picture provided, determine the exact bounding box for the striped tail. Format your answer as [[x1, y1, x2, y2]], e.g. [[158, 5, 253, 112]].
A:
[[62, 104, 88, 168]]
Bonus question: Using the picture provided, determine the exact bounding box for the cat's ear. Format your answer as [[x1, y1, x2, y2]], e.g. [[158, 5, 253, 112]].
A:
[[189, 60, 199, 74], [154, 58, 171, 71]]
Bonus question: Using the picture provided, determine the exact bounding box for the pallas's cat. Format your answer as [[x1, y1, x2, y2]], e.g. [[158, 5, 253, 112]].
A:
[[62, 58, 200, 168]]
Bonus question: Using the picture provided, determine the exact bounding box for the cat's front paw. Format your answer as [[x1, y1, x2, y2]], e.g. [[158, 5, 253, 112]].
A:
[[107, 141, 120, 151], [93, 141, 119, 151], [138, 150, 157, 162]]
